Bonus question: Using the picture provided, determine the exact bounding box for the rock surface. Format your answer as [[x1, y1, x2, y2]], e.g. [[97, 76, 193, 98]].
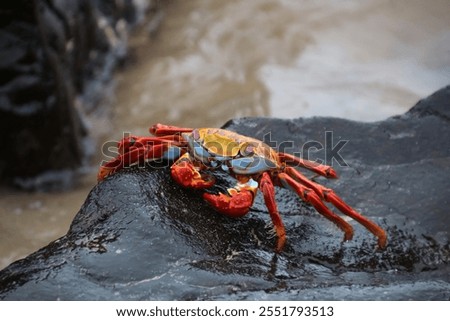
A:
[[0, 86, 449, 300]]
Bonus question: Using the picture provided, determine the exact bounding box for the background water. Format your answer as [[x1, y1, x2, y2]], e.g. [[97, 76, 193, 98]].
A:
[[1, 0, 449, 270]]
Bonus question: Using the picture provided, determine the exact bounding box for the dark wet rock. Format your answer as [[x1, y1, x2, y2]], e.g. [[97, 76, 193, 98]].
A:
[[1, 86, 449, 300], [0, 0, 163, 189]]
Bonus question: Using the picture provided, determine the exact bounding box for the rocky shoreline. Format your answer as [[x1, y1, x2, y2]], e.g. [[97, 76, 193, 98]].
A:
[[0, 86, 448, 300]]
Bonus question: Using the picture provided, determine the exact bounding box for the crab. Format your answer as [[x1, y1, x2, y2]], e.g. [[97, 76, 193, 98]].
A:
[[98, 123, 387, 252]]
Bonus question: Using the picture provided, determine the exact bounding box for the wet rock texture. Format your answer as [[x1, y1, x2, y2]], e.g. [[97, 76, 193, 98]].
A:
[[0, 0, 160, 189], [1, 87, 449, 300]]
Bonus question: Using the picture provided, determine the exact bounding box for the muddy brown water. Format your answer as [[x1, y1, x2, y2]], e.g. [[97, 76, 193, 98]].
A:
[[1, 0, 449, 270]]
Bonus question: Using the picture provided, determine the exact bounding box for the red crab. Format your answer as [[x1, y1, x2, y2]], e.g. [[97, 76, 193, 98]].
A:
[[98, 123, 387, 252]]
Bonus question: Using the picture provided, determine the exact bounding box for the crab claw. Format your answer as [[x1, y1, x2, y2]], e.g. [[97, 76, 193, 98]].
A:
[[171, 158, 215, 189], [97, 164, 116, 181], [203, 188, 255, 218]]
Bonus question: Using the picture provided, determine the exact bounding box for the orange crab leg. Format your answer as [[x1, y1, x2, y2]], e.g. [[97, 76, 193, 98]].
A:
[[284, 167, 387, 248], [324, 192, 387, 248], [278, 172, 354, 243], [259, 172, 286, 252], [150, 123, 194, 136], [118, 135, 184, 154], [98, 143, 172, 181], [284, 167, 327, 198], [278, 152, 337, 179]]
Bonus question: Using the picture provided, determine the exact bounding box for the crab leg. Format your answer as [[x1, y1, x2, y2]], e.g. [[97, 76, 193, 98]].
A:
[[259, 172, 286, 252], [278, 152, 337, 179], [278, 172, 354, 243], [285, 167, 387, 248], [98, 143, 179, 181], [150, 123, 194, 136], [118, 135, 185, 154]]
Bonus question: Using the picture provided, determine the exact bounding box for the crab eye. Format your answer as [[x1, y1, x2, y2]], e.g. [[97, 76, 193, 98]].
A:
[[240, 143, 255, 157], [192, 129, 200, 141]]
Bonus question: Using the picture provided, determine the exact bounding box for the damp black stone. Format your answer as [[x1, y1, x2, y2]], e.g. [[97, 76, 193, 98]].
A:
[[0, 86, 449, 300]]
